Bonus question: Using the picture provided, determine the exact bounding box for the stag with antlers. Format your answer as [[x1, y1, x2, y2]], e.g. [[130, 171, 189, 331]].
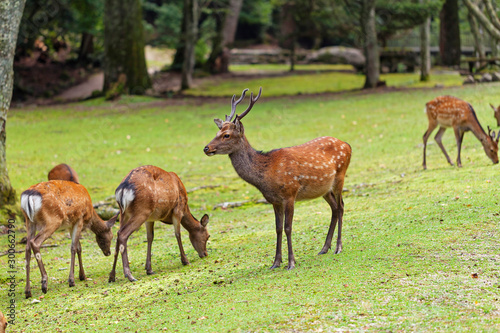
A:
[[204, 88, 352, 270]]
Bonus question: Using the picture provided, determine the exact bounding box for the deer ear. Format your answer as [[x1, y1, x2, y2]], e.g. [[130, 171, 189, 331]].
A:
[[490, 103, 496, 111], [234, 118, 244, 133], [214, 118, 223, 129], [106, 213, 119, 229], [200, 214, 209, 227]]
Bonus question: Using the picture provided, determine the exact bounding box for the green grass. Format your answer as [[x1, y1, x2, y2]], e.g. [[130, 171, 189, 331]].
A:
[[185, 71, 463, 97], [2, 82, 500, 332], [229, 63, 355, 72]]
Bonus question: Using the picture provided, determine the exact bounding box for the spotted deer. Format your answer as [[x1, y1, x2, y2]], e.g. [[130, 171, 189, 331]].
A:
[[48, 163, 80, 183], [109, 165, 210, 282], [21, 180, 118, 298], [423, 96, 499, 169], [204, 88, 351, 270], [490, 103, 500, 127]]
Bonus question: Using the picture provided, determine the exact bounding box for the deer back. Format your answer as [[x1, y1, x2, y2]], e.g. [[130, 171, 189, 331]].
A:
[[21, 180, 93, 228], [48, 164, 80, 184], [115, 165, 184, 222]]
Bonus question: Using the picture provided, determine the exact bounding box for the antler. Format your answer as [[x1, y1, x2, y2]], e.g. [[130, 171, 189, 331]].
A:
[[225, 88, 249, 122], [235, 87, 262, 123]]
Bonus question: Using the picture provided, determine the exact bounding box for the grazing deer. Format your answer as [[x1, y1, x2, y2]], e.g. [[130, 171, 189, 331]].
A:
[[108, 165, 210, 282], [203, 88, 351, 270], [490, 103, 500, 127], [423, 96, 499, 169], [48, 163, 80, 183], [21, 180, 118, 298]]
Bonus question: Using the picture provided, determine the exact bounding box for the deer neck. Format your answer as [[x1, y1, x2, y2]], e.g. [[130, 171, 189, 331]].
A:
[[228, 136, 267, 188], [180, 209, 201, 233], [89, 210, 108, 235], [469, 121, 491, 147]]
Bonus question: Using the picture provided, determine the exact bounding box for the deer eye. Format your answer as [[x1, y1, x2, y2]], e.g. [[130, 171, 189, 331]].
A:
[[223, 134, 230, 138]]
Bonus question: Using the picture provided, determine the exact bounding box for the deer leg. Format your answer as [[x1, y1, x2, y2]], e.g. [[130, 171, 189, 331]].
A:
[[319, 191, 339, 255], [30, 230, 53, 294], [145, 221, 155, 275], [69, 223, 83, 287], [284, 200, 296, 270], [334, 197, 345, 255], [271, 203, 284, 269], [453, 127, 464, 167], [108, 235, 121, 282], [24, 219, 36, 299], [434, 127, 454, 166], [423, 123, 437, 169], [76, 238, 85, 281], [173, 215, 189, 265]]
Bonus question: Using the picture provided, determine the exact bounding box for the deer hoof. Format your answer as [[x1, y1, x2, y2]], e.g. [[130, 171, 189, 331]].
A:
[[146, 270, 156, 276], [25, 291, 32, 299]]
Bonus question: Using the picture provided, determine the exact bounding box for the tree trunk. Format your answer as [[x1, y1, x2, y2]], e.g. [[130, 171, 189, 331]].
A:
[[103, 0, 151, 95], [280, 3, 297, 72], [464, 0, 500, 41], [361, 0, 379, 89], [468, 8, 485, 63], [223, 0, 243, 46], [0, 0, 26, 212], [420, 13, 431, 82], [78, 32, 94, 64], [205, 4, 226, 74], [439, 0, 461, 66], [172, 1, 188, 72], [205, 0, 243, 74], [181, 0, 199, 90], [482, 0, 500, 31]]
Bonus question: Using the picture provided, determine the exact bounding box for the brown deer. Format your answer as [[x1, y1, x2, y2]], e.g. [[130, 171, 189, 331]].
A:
[[108, 165, 210, 282], [490, 103, 500, 127], [203, 88, 351, 270], [48, 163, 80, 183], [21, 180, 118, 298], [423, 96, 499, 169]]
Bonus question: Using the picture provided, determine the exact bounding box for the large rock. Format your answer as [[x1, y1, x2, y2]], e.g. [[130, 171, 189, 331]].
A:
[[306, 46, 365, 69], [481, 73, 493, 82], [492, 72, 500, 82], [463, 75, 475, 85]]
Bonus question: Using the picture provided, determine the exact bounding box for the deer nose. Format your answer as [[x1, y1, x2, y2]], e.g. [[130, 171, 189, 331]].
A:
[[203, 146, 209, 153]]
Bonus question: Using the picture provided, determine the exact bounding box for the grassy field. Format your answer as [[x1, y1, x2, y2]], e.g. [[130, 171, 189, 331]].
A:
[[1, 79, 500, 332], [185, 69, 463, 97]]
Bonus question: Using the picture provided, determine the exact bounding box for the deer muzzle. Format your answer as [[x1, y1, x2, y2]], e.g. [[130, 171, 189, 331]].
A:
[[203, 145, 216, 156]]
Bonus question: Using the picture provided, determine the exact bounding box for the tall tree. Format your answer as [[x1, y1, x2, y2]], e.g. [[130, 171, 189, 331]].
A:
[[439, 0, 461, 66], [181, 0, 199, 90], [0, 0, 26, 214], [205, 0, 243, 74], [468, 6, 485, 61], [463, 0, 500, 41], [420, 0, 431, 81], [103, 0, 151, 95], [361, 0, 379, 88]]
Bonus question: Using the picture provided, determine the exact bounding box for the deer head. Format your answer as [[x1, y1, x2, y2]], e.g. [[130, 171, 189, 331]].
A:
[[486, 126, 500, 164], [204, 87, 262, 156], [490, 104, 500, 127], [188, 214, 210, 257], [94, 213, 119, 256]]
